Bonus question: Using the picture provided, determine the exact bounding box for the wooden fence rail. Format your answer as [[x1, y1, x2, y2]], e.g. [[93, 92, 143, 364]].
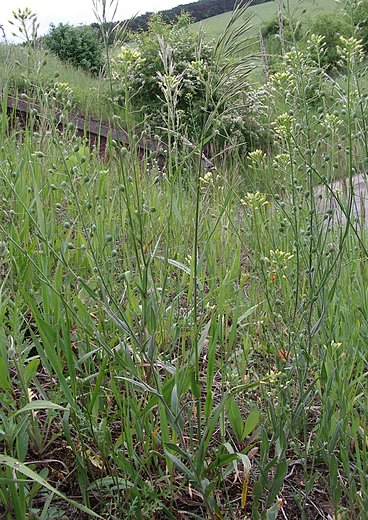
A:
[[2, 92, 162, 155], [1, 91, 213, 168]]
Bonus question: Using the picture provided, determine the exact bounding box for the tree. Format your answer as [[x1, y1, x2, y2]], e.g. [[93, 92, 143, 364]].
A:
[[44, 23, 103, 74]]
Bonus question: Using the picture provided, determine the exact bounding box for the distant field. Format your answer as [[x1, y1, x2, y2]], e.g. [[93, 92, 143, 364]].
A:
[[192, 0, 340, 39]]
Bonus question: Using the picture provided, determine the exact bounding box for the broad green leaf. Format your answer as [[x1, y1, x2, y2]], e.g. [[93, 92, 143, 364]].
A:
[[0, 356, 12, 391], [165, 442, 192, 463], [24, 359, 40, 387], [89, 477, 133, 491], [190, 369, 201, 400], [226, 396, 244, 443], [116, 376, 161, 396], [266, 501, 281, 520], [205, 322, 218, 419], [237, 303, 261, 326], [164, 451, 196, 482], [207, 453, 238, 471], [197, 400, 224, 472], [189, 320, 211, 366], [268, 459, 287, 504], [242, 409, 260, 440]]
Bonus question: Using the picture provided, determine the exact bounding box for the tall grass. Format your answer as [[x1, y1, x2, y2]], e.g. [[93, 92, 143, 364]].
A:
[[0, 1, 367, 519]]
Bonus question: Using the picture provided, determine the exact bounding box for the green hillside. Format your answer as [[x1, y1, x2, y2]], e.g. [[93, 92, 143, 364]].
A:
[[193, 0, 340, 39], [0, 44, 110, 118]]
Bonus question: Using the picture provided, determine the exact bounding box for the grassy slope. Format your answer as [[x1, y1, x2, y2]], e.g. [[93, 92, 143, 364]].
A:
[[0, 44, 110, 119], [192, 0, 339, 39]]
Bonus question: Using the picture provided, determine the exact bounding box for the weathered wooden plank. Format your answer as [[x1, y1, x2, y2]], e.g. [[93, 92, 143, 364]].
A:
[[2, 91, 214, 168], [3, 93, 161, 153]]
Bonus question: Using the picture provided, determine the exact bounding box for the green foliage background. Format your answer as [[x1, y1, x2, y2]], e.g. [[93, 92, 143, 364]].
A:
[[44, 23, 103, 73]]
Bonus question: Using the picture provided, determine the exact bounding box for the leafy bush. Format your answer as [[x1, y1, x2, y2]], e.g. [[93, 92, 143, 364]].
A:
[[44, 23, 103, 73], [112, 13, 267, 149], [260, 16, 303, 70], [310, 14, 351, 69], [112, 14, 214, 134], [352, 0, 368, 51], [261, 16, 281, 40]]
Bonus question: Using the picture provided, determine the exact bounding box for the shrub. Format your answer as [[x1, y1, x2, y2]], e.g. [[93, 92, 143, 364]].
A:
[[112, 13, 267, 150], [261, 16, 281, 40], [44, 23, 103, 74], [260, 16, 303, 70], [352, 0, 368, 51], [112, 14, 215, 135], [310, 14, 351, 69]]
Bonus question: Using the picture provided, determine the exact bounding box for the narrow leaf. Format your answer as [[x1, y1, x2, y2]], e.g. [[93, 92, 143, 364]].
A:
[[0, 455, 102, 518], [13, 400, 65, 417]]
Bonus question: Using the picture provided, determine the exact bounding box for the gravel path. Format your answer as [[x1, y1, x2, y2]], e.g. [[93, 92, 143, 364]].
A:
[[316, 173, 368, 226]]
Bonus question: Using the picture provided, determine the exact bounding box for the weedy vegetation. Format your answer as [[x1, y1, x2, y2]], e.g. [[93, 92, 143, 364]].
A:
[[0, 0, 368, 519]]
